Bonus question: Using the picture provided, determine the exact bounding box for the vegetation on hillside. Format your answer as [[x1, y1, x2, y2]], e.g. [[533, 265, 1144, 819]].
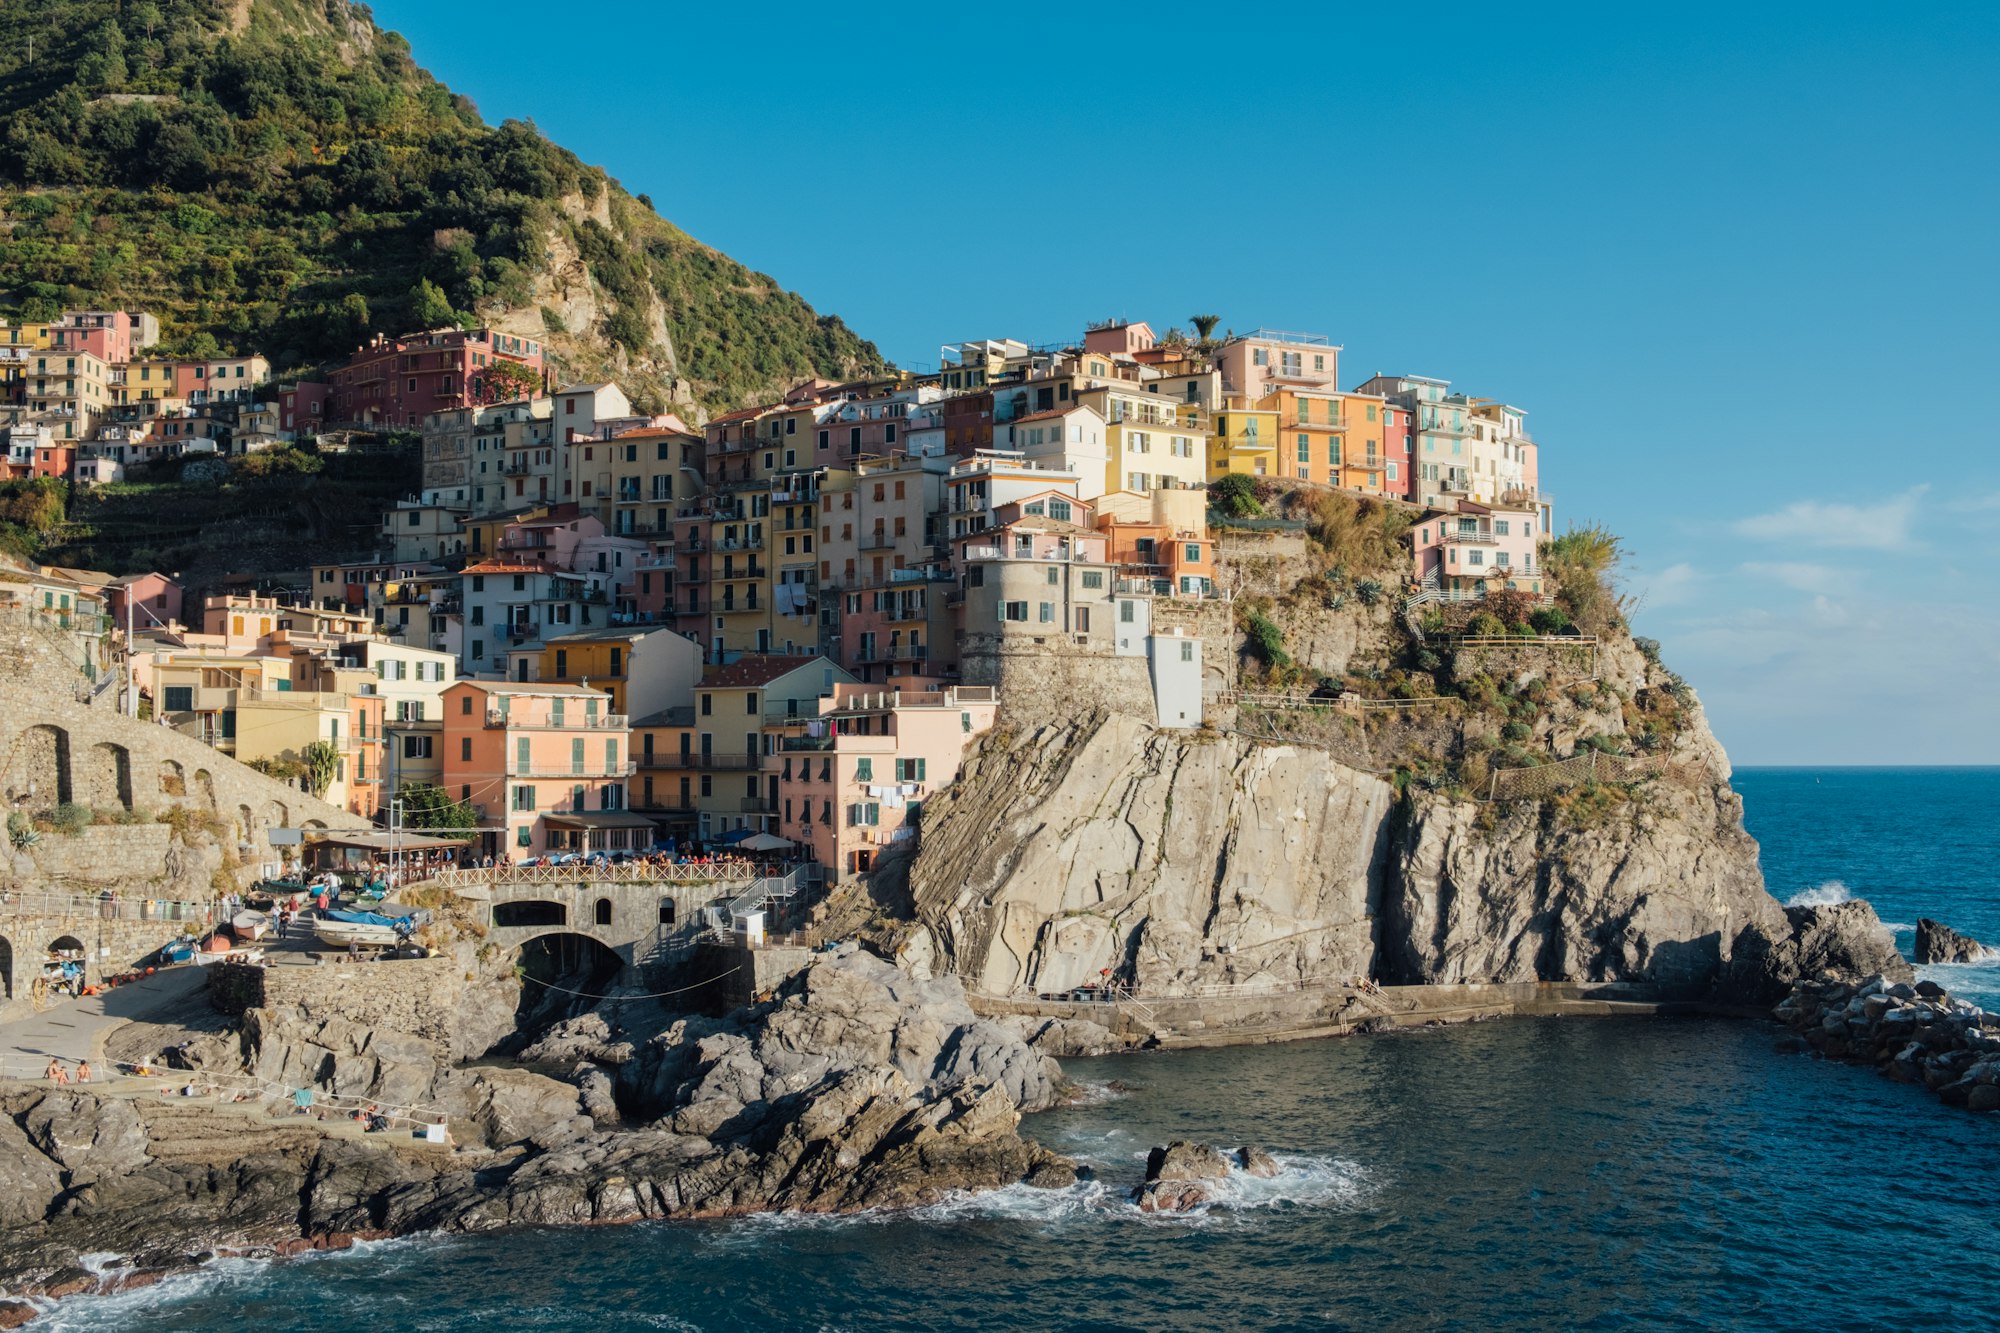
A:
[[0, 0, 884, 409]]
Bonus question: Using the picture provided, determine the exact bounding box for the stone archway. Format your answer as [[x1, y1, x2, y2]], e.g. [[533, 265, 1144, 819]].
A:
[[262, 799, 290, 831], [84, 742, 133, 810], [192, 769, 217, 812], [511, 931, 624, 1031], [494, 900, 567, 929], [159, 759, 186, 798], [594, 897, 614, 927], [13, 724, 71, 808], [0, 935, 13, 1000], [238, 804, 255, 846]]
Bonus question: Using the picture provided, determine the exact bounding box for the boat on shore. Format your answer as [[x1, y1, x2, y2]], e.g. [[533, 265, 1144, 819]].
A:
[[313, 907, 427, 949], [231, 910, 270, 941]]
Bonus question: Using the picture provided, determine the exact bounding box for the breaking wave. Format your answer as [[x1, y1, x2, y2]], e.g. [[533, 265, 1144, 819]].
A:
[[1786, 880, 1853, 908]]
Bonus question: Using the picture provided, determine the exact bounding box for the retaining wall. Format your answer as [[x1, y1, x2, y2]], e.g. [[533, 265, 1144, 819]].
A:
[[208, 956, 462, 1055]]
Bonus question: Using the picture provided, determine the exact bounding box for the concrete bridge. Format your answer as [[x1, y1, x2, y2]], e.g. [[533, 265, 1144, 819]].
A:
[[405, 864, 820, 980]]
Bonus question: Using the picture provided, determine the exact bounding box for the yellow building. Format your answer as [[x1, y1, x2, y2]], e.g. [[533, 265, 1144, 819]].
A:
[[536, 624, 701, 719], [1077, 385, 1209, 496], [153, 655, 385, 818], [1208, 402, 1281, 480], [26, 349, 111, 440], [0, 320, 54, 397]]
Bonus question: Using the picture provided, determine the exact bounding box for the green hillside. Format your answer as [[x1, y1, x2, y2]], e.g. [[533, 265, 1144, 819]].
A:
[[0, 0, 884, 411]]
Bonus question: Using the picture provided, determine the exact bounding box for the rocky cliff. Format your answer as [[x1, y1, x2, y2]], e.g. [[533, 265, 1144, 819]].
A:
[[0, 949, 1073, 1302], [908, 621, 1885, 1004]]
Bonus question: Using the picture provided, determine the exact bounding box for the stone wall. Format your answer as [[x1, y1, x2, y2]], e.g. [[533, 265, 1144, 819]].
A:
[[0, 912, 201, 1021], [208, 956, 462, 1056], [0, 621, 351, 885], [959, 631, 1156, 721]]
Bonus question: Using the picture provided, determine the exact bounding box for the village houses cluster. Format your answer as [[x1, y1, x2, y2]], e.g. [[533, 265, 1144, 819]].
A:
[[3, 312, 1553, 883]]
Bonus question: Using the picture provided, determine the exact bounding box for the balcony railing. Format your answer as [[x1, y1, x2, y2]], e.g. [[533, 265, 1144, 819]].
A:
[[1439, 528, 1501, 546], [644, 753, 763, 771], [507, 760, 639, 779], [484, 711, 628, 730]]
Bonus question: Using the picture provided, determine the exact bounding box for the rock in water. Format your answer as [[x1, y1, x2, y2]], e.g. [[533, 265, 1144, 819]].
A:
[[1967, 1085, 2000, 1114], [1134, 1140, 1231, 1212], [1914, 919, 1989, 965], [1145, 1140, 1232, 1182], [1236, 1146, 1280, 1178]]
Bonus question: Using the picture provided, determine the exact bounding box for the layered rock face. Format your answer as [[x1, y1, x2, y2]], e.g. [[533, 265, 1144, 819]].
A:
[[0, 950, 1071, 1297], [911, 712, 1394, 996], [911, 635, 1885, 1003]]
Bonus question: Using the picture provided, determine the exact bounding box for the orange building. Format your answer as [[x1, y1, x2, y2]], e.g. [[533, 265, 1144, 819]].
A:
[[440, 680, 638, 861]]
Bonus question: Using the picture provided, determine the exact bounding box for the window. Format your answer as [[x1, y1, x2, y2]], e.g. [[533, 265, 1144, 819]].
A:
[[1297, 435, 1310, 463], [745, 693, 758, 715], [571, 738, 586, 774], [1496, 520, 1511, 536], [701, 693, 712, 716], [850, 802, 881, 827], [895, 758, 927, 782], [855, 757, 873, 782], [512, 785, 535, 811], [1002, 601, 1028, 622], [1081, 571, 1105, 590], [403, 735, 433, 759], [1180, 641, 1194, 662], [1038, 602, 1056, 623], [1128, 473, 1150, 491], [516, 737, 531, 770], [1048, 499, 1072, 523], [460, 737, 472, 761], [1046, 567, 1059, 586], [1120, 600, 1136, 623], [460, 693, 473, 715], [163, 686, 192, 712]]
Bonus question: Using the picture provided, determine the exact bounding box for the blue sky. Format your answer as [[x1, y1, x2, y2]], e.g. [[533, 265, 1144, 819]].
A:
[[376, 1, 2000, 764]]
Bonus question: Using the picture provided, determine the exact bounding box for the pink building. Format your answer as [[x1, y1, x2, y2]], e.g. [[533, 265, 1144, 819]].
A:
[[280, 382, 331, 437], [1082, 320, 1157, 358], [1408, 502, 1545, 598], [104, 572, 183, 632], [776, 682, 998, 881], [1383, 403, 1414, 502], [440, 681, 633, 862], [328, 328, 545, 429], [50, 310, 154, 365], [1213, 329, 1339, 402]]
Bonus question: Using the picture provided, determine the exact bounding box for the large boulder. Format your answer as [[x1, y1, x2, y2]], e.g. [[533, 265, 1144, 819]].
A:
[[1915, 919, 1990, 965], [1133, 1139, 1231, 1213], [1725, 901, 1912, 1002], [0, 1113, 64, 1230]]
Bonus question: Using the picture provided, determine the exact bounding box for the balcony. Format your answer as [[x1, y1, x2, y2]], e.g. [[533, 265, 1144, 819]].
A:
[[738, 797, 774, 814], [859, 534, 899, 551], [1439, 527, 1500, 546], [484, 711, 629, 730], [717, 599, 763, 615], [646, 753, 764, 771], [717, 564, 768, 581], [507, 759, 638, 778]]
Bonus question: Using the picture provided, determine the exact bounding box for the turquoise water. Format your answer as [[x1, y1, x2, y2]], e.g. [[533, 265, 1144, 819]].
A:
[[35, 769, 2000, 1331]]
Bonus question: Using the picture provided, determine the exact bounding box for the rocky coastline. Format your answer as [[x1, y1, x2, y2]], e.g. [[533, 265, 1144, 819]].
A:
[[0, 948, 1077, 1319], [1773, 972, 2000, 1112]]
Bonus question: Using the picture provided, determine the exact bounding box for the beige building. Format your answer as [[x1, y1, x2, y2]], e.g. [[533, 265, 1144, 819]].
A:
[[26, 349, 111, 440]]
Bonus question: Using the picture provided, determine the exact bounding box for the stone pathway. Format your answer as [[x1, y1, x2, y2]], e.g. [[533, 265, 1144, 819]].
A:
[[0, 965, 207, 1080]]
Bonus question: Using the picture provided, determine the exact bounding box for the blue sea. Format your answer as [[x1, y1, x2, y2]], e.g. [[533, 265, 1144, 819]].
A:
[[35, 769, 2000, 1331]]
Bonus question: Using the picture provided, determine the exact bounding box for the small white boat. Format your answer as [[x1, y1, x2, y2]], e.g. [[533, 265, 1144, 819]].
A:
[[312, 907, 427, 950], [231, 910, 270, 941]]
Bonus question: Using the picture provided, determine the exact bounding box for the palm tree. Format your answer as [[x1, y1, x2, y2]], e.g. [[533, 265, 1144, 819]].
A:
[[1189, 314, 1222, 345]]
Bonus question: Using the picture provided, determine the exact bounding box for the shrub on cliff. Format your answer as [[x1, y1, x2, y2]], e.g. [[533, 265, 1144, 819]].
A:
[[1542, 524, 1628, 634], [1210, 473, 1262, 518], [1243, 610, 1291, 670], [52, 801, 92, 836], [1306, 492, 1410, 574]]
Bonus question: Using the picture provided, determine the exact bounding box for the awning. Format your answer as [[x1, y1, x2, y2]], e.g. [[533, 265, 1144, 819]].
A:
[[540, 812, 661, 830], [737, 832, 795, 852], [306, 831, 474, 851]]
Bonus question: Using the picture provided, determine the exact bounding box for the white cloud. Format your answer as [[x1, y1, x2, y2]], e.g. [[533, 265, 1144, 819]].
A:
[[1740, 561, 1840, 594], [1731, 486, 1927, 550], [1632, 561, 1700, 608]]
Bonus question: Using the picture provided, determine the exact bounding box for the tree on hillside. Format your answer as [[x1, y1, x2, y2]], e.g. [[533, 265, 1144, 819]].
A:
[[1190, 314, 1222, 344], [408, 278, 458, 329], [475, 359, 540, 403], [395, 782, 477, 832]]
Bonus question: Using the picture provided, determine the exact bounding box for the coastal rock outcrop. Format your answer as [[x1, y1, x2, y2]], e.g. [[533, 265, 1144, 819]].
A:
[[1773, 975, 2000, 1109], [1134, 1139, 1232, 1213], [1914, 919, 1991, 965], [0, 950, 1073, 1303]]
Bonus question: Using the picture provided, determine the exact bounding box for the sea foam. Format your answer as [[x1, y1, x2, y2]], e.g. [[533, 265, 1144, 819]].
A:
[[1786, 880, 1853, 908]]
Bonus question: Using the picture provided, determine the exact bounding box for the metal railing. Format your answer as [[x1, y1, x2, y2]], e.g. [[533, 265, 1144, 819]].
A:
[[506, 760, 638, 778], [0, 891, 215, 923], [414, 862, 754, 891]]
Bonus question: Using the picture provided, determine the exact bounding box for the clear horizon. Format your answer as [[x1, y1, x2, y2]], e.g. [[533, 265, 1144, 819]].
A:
[[371, 0, 2000, 766]]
